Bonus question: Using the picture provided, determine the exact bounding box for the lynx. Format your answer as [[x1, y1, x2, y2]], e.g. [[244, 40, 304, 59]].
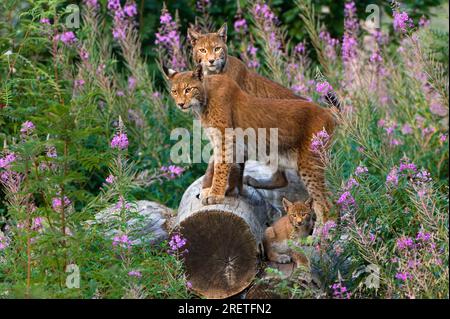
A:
[[187, 23, 311, 194], [165, 66, 336, 225], [263, 198, 314, 266]]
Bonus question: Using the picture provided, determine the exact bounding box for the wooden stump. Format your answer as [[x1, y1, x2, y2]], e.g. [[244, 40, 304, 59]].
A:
[[176, 161, 309, 299], [176, 176, 275, 298]]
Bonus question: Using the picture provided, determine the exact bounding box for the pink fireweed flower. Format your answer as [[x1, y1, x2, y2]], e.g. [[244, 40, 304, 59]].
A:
[[115, 196, 131, 210], [336, 191, 355, 211], [416, 231, 431, 242], [234, 18, 248, 33], [52, 196, 71, 211], [32, 217, 44, 231], [319, 31, 339, 60], [110, 132, 129, 150], [384, 122, 398, 135], [386, 167, 399, 186], [321, 220, 337, 239], [116, 90, 125, 97], [113, 234, 132, 248], [161, 165, 184, 179], [107, 0, 120, 11], [399, 159, 417, 173], [152, 91, 161, 99], [393, 11, 413, 33], [294, 42, 306, 55], [186, 281, 193, 289], [355, 166, 368, 176], [123, 3, 137, 17], [20, 121, 35, 135], [79, 49, 89, 61], [74, 79, 85, 89], [46, 146, 57, 158], [413, 169, 431, 184], [331, 282, 351, 299], [246, 43, 260, 69], [310, 129, 330, 154], [401, 124, 413, 135], [40, 18, 51, 24], [419, 16, 430, 28], [155, 6, 186, 70], [377, 119, 386, 127], [105, 174, 115, 184], [52, 196, 71, 210], [84, 0, 98, 9], [168, 233, 188, 255], [0, 153, 16, 169], [55, 31, 77, 45], [345, 178, 359, 190], [128, 77, 137, 90], [395, 272, 411, 281], [315, 81, 333, 96], [128, 270, 142, 277], [390, 138, 403, 146], [369, 52, 383, 63], [421, 126, 436, 137], [396, 236, 414, 250], [0, 234, 9, 250], [439, 134, 447, 143]]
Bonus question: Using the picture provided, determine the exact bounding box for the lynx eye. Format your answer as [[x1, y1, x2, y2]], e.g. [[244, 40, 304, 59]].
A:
[[171, 89, 177, 95], [184, 87, 192, 94], [214, 47, 221, 52], [199, 48, 207, 54]]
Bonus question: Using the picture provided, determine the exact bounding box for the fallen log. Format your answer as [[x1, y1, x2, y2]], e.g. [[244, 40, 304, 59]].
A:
[[176, 161, 309, 299]]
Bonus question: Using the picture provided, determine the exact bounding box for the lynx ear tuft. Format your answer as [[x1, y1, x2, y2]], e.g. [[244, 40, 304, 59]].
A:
[[163, 65, 178, 80], [282, 197, 293, 212], [217, 23, 227, 42], [188, 26, 201, 46], [193, 64, 204, 81]]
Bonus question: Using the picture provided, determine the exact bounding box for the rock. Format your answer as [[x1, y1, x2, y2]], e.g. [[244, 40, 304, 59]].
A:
[[85, 200, 174, 246]]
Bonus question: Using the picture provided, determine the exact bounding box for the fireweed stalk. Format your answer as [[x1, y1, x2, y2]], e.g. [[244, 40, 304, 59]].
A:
[[250, 1, 287, 84], [155, 3, 187, 71]]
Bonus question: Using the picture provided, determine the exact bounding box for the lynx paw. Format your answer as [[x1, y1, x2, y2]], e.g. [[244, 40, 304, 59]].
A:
[[200, 188, 210, 200], [202, 194, 225, 205], [276, 254, 292, 264]]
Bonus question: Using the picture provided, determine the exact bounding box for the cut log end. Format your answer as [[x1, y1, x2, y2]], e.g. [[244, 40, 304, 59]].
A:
[[180, 210, 259, 299]]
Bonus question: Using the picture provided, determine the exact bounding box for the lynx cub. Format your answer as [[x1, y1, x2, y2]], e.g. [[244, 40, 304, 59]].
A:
[[263, 198, 314, 266]]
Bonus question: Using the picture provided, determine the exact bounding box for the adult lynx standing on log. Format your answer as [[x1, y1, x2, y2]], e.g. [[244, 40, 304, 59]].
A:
[[165, 66, 336, 225], [188, 23, 309, 195]]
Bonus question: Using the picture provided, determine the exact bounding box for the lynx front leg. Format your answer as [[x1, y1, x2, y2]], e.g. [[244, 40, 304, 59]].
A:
[[200, 160, 214, 200], [203, 162, 232, 205]]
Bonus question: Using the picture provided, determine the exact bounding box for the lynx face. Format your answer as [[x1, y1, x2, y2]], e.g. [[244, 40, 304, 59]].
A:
[[282, 198, 313, 228], [165, 67, 205, 113], [188, 24, 228, 75]]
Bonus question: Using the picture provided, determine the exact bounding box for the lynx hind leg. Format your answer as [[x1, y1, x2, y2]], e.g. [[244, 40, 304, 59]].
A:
[[226, 163, 245, 196], [244, 170, 288, 190], [297, 159, 332, 226]]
